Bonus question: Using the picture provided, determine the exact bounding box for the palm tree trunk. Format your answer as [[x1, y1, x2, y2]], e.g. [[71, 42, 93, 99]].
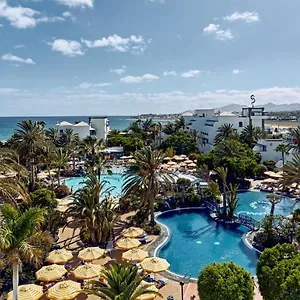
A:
[[58, 169, 61, 186], [282, 152, 285, 165], [47, 166, 54, 190], [150, 195, 155, 226], [270, 203, 275, 216], [72, 153, 76, 172], [222, 183, 227, 218], [12, 259, 19, 300], [29, 160, 35, 192]]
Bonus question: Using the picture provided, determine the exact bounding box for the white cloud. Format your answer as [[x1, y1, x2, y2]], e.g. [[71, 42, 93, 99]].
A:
[[14, 44, 26, 49], [48, 39, 84, 57], [110, 66, 126, 75], [62, 11, 76, 22], [0, 23, 2, 27], [181, 70, 202, 78], [2, 53, 35, 64], [0, 1, 65, 29], [82, 34, 147, 54], [203, 23, 233, 41], [149, 0, 165, 3], [232, 69, 241, 75], [163, 71, 177, 76], [224, 11, 260, 23], [56, 0, 94, 8], [120, 74, 159, 84], [79, 82, 112, 89], [0, 88, 20, 94]]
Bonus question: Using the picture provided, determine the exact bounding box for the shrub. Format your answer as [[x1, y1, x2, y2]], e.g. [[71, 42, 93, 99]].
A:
[[143, 224, 161, 235], [198, 262, 254, 300], [54, 184, 71, 199], [263, 160, 276, 169], [185, 192, 202, 206], [30, 188, 57, 210]]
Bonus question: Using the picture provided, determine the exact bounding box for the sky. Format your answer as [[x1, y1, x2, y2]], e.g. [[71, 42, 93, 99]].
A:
[[1, 0, 300, 116]]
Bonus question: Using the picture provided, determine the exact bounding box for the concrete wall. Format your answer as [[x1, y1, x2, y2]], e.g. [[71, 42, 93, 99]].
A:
[[253, 139, 287, 162], [90, 118, 109, 142], [73, 126, 91, 140]]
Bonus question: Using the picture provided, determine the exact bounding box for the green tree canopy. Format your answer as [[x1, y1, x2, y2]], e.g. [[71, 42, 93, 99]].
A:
[[160, 131, 197, 155], [257, 243, 300, 300], [30, 188, 58, 210], [198, 262, 254, 300]]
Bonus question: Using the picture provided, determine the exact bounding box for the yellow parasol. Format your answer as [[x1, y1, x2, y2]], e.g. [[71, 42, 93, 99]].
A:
[[72, 263, 103, 280], [141, 257, 170, 273], [122, 248, 149, 262], [47, 280, 82, 300], [167, 161, 177, 166], [36, 264, 67, 281], [7, 284, 43, 300], [163, 157, 172, 161], [263, 178, 277, 184], [136, 282, 159, 300], [122, 227, 144, 238], [187, 162, 197, 168], [46, 249, 73, 264], [78, 247, 105, 261], [116, 237, 141, 250], [184, 160, 193, 164]]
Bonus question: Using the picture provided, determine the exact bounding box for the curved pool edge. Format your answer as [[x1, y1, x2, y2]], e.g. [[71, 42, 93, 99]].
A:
[[151, 207, 260, 281]]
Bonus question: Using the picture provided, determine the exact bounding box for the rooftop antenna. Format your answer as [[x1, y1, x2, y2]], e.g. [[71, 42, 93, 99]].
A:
[[250, 94, 256, 108]]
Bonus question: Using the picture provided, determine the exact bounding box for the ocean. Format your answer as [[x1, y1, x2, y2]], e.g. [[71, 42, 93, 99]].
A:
[[0, 116, 134, 142]]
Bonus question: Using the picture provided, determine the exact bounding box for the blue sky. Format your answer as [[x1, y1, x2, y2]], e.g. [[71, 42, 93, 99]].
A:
[[1, 0, 300, 116]]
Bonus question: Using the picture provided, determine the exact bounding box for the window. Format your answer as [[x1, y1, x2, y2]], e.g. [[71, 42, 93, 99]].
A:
[[239, 121, 243, 127]]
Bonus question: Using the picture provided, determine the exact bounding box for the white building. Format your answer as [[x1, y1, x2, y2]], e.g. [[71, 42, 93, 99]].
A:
[[89, 117, 110, 142], [55, 117, 109, 141], [253, 139, 286, 162], [184, 107, 268, 153]]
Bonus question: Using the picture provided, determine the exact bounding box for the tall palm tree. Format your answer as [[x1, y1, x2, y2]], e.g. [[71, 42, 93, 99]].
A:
[[275, 143, 289, 165], [84, 262, 161, 300], [66, 174, 115, 243], [45, 127, 60, 145], [215, 167, 228, 218], [81, 136, 103, 157], [11, 120, 45, 191], [0, 204, 52, 300], [240, 124, 262, 147], [122, 146, 173, 225], [288, 127, 300, 152], [267, 194, 282, 217], [214, 124, 237, 145], [53, 148, 69, 186], [280, 154, 300, 187], [174, 116, 186, 131], [85, 154, 111, 182], [226, 183, 239, 219]]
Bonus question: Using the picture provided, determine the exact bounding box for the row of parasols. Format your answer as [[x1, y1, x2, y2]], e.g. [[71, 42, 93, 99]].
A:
[[8, 227, 170, 300]]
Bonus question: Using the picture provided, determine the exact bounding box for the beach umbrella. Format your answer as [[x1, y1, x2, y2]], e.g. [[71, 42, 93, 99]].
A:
[[122, 248, 149, 262], [7, 284, 43, 300], [47, 280, 82, 300], [140, 257, 170, 273], [271, 173, 283, 179], [36, 264, 67, 282], [263, 178, 277, 184], [187, 162, 197, 168], [46, 249, 73, 264], [180, 154, 187, 158], [167, 161, 177, 166], [116, 237, 141, 250], [136, 282, 159, 300], [72, 263, 103, 280], [78, 247, 105, 261], [184, 160, 193, 164], [120, 156, 128, 159], [122, 227, 144, 238], [163, 157, 172, 161]]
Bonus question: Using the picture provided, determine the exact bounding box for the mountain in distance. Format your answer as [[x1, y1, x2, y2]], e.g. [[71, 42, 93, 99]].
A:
[[217, 102, 300, 112]]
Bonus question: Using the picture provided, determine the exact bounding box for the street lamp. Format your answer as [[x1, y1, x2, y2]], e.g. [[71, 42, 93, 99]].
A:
[[179, 281, 184, 300]]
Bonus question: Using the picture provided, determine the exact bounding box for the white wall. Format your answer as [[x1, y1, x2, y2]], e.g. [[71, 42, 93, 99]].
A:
[[73, 126, 91, 140], [253, 139, 286, 162], [90, 118, 109, 141]]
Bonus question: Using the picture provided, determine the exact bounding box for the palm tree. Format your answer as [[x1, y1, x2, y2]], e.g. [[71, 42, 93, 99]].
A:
[[84, 262, 161, 300], [122, 146, 173, 225], [240, 124, 262, 147], [45, 127, 59, 145], [226, 183, 239, 219], [275, 143, 289, 165], [163, 122, 176, 135], [267, 194, 281, 217], [66, 174, 115, 243], [214, 124, 237, 145], [85, 154, 111, 182], [215, 167, 228, 218], [53, 148, 69, 186], [81, 136, 103, 157], [174, 116, 186, 131], [288, 127, 300, 152], [11, 120, 45, 191], [281, 154, 300, 187], [0, 204, 52, 300]]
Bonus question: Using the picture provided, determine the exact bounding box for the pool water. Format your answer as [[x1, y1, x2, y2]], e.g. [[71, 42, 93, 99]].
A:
[[157, 210, 258, 277], [236, 191, 300, 221], [64, 173, 124, 197]]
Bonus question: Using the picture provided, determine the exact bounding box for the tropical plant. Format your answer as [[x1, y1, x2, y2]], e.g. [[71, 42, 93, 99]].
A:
[[45, 127, 60, 145], [288, 127, 300, 152], [214, 123, 237, 145], [281, 154, 300, 187], [198, 262, 254, 300], [30, 188, 58, 210], [0, 204, 53, 300], [81, 136, 103, 157], [215, 167, 228, 217], [275, 143, 289, 165], [85, 154, 111, 181], [174, 116, 186, 130], [122, 146, 173, 225], [226, 183, 239, 219], [163, 122, 176, 135], [267, 194, 282, 217], [203, 180, 222, 203], [66, 174, 116, 243], [240, 124, 262, 147], [11, 120, 45, 191], [52, 147, 69, 186], [84, 262, 161, 300]]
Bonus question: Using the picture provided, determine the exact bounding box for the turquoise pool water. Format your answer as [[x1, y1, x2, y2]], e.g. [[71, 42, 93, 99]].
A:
[[64, 173, 124, 197], [157, 191, 300, 277], [236, 191, 300, 221]]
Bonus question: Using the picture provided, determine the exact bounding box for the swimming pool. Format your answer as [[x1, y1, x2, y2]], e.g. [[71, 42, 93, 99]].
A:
[[156, 191, 300, 277], [64, 173, 124, 197]]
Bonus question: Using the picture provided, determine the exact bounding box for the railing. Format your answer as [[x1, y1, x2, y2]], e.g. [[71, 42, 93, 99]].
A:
[[203, 201, 218, 212], [237, 213, 261, 231]]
